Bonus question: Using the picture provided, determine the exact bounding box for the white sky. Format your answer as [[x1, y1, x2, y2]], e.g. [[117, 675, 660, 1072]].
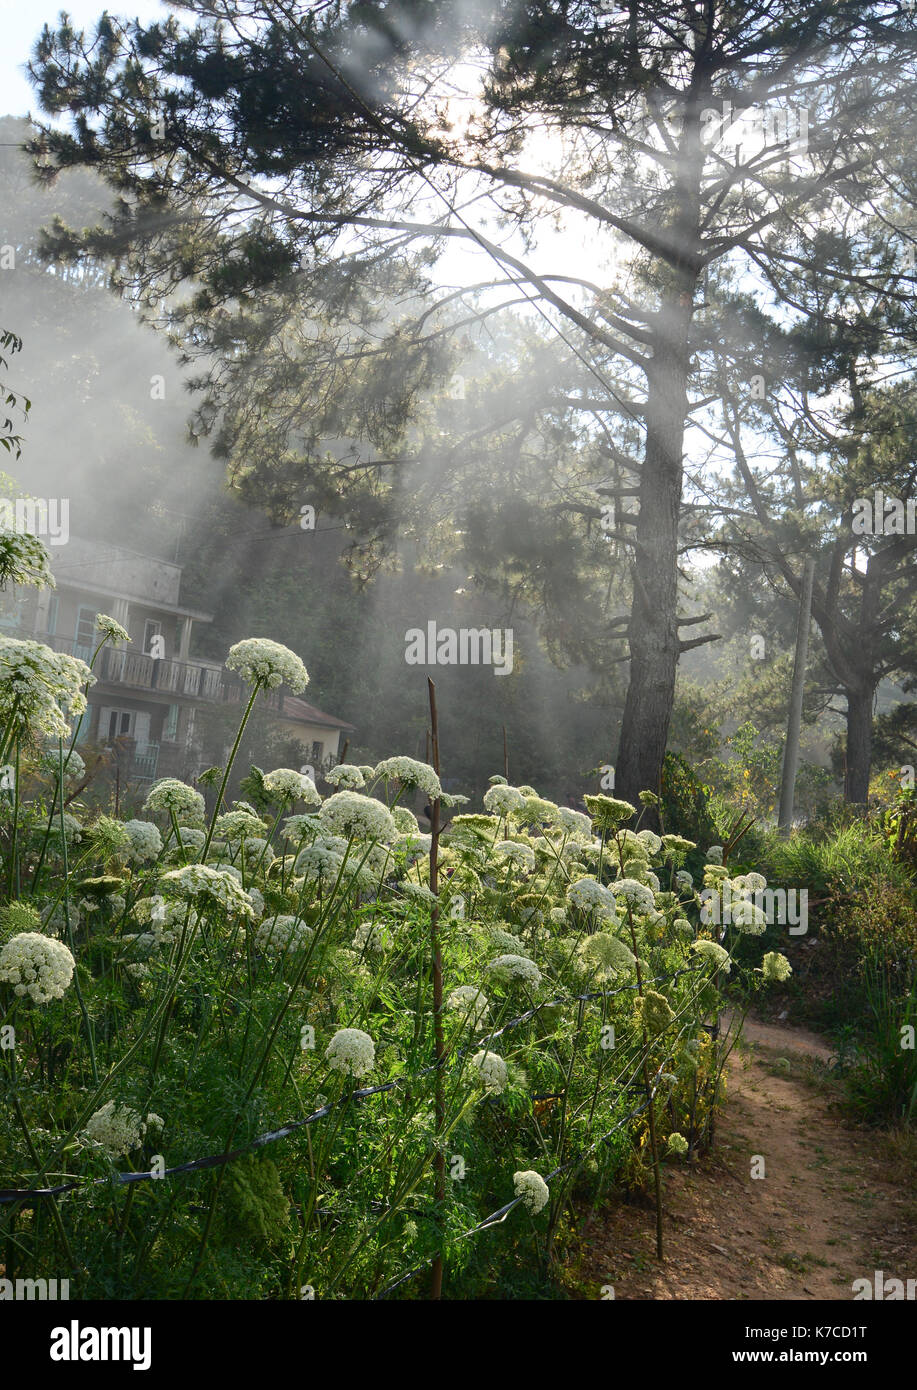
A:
[[0, 0, 169, 118]]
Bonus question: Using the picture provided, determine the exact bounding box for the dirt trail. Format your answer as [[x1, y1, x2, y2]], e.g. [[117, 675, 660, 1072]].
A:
[[573, 1017, 916, 1300]]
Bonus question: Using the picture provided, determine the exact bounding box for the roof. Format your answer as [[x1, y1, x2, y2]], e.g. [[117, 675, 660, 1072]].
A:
[[272, 695, 355, 732], [50, 539, 214, 621]]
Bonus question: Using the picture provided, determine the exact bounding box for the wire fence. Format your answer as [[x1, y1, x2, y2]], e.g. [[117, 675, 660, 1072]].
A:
[[373, 1022, 698, 1299], [0, 964, 709, 1205]]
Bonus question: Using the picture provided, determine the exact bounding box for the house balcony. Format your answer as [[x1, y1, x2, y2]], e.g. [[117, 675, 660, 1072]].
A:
[[13, 629, 235, 701], [10, 628, 330, 719]]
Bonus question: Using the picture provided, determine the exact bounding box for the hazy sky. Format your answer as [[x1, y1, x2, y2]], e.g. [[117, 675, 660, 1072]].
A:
[[0, 0, 169, 118]]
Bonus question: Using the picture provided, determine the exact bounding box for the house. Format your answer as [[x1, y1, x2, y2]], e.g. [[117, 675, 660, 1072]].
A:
[[1, 536, 354, 784], [270, 694, 356, 772]]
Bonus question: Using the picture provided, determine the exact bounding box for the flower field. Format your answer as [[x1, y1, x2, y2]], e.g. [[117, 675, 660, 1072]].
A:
[[0, 622, 790, 1300]]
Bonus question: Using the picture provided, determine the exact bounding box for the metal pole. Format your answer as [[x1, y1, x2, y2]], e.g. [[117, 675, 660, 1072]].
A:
[[777, 555, 815, 833]]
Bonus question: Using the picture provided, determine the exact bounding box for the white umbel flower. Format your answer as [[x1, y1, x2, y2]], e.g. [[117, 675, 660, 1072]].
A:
[[353, 918, 393, 954], [446, 985, 490, 1027], [0, 527, 54, 590], [513, 1169, 550, 1214], [469, 1049, 508, 1094], [143, 779, 205, 821], [730, 896, 767, 934], [226, 638, 309, 691], [0, 638, 92, 739], [373, 756, 442, 800], [0, 932, 75, 1003], [159, 865, 256, 918], [487, 954, 542, 985], [399, 881, 438, 906], [578, 932, 636, 982], [391, 805, 420, 834], [611, 878, 656, 915], [294, 843, 345, 889], [324, 764, 366, 790], [733, 871, 767, 892], [282, 814, 321, 842], [171, 826, 206, 854], [495, 840, 536, 872], [325, 1027, 375, 1078], [214, 809, 267, 841], [554, 807, 592, 839], [95, 613, 130, 643], [762, 951, 792, 982], [122, 819, 163, 863], [482, 784, 526, 817], [691, 939, 731, 973], [40, 744, 86, 782], [319, 791, 397, 843], [254, 914, 313, 955], [263, 768, 322, 804], [566, 877, 618, 920], [82, 1100, 155, 1158]]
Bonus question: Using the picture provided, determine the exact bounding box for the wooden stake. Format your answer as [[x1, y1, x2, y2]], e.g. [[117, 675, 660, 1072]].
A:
[[427, 678, 446, 1300]]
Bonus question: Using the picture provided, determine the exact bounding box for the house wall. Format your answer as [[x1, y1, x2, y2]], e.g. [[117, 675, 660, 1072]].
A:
[[271, 720, 346, 766], [33, 587, 189, 662]]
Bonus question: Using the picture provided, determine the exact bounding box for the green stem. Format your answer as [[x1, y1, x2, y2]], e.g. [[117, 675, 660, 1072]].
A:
[[58, 740, 99, 1086], [200, 685, 260, 862]]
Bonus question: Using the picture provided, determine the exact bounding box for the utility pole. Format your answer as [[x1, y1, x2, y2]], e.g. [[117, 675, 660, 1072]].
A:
[[777, 555, 816, 833]]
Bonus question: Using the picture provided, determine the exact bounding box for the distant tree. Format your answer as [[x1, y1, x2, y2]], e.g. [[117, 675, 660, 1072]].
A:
[[710, 359, 917, 803]]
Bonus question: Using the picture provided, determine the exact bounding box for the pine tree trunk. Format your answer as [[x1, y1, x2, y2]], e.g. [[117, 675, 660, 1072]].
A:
[[845, 683, 874, 804], [615, 293, 694, 813]]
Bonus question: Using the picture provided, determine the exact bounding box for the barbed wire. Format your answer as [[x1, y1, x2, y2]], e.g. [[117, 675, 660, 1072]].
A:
[[0, 964, 709, 1204], [373, 1029, 694, 1299]]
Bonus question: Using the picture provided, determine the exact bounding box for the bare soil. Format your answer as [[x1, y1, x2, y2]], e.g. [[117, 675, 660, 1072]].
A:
[[570, 1016, 917, 1300]]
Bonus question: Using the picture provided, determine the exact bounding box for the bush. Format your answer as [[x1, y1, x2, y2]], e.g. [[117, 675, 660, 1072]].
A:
[[0, 629, 787, 1300]]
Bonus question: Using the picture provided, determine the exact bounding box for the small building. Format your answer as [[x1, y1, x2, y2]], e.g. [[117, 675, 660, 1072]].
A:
[[270, 694, 356, 773], [1, 537, 354, 784]]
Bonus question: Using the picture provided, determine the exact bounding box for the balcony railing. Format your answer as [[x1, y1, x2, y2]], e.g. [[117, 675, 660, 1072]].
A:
[[10, 628, 236, 702], [97, 646, 227, 698], [10, 628, 310, 712]]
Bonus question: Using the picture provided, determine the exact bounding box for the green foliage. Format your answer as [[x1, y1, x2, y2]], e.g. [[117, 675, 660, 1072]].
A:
[[0, 329, 31, 459], [841, 949, 917, 1126], [659, 751, 718, 854], [218, 1154, 291, 1247]]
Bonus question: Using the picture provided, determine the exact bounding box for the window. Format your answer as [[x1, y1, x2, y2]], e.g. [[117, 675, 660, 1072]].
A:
[[163, 704, 179, 742], [108, 710, 133, 740], [73, 606, 96, 661], [98, 707, 138, 743], [46, 594, 59, 636]]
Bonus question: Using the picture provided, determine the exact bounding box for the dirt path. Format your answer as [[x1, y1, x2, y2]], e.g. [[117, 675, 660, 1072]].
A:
[[571, 1017, 916, 1300]]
